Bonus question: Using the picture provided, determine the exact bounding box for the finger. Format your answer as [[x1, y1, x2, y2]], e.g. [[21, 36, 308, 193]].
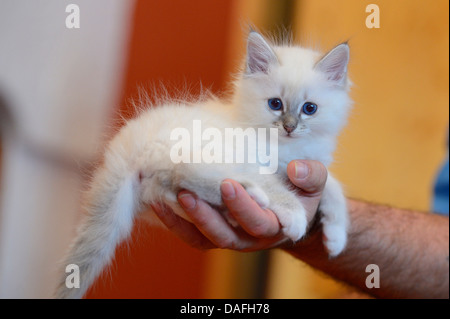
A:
[[151, 203, 215, 250], [177, 191, 253, 250], [220, 180, 281, 238], [287, 160, 328, 196]]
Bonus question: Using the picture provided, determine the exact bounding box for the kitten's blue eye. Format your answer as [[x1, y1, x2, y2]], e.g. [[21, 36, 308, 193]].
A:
[[268, 98, 283, 110], [302, 102, 318, 115]]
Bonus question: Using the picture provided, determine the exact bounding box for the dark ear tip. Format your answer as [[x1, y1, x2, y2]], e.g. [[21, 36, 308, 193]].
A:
[[248, 30, 260, 38], [247, 25, 261, 37], [338, 42, 349, 49], [247, 30, 266, 45], [336, 42, 350, 57], [339, 41, 350, 49]]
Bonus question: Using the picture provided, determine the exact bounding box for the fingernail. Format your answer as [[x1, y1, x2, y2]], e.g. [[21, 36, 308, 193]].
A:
[[221, 181, 236, 200], [294, 161, 309, 180], [179, 193, 196, 210]]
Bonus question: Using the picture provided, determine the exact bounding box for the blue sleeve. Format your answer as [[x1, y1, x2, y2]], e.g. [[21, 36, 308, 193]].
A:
[[433, 158, 449, 215]]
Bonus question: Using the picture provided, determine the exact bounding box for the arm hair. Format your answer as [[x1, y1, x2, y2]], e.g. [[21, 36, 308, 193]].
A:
[[283, 199, 449, 299]]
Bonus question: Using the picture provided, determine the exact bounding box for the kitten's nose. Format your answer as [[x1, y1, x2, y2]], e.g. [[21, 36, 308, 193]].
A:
[[283, 124, 296, 133]]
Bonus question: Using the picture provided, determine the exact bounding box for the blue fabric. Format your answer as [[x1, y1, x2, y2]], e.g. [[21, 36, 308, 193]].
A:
[[433, 158, 449, 215]]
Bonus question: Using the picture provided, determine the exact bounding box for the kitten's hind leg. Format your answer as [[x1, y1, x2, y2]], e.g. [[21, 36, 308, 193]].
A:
[[319, 174, 349, 257]]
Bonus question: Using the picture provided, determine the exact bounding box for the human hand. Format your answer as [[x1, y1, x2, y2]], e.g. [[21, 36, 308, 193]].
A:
[[152, 160, 328, 252]]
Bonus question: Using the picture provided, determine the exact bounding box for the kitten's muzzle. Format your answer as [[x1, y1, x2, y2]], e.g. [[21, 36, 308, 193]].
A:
[[282, 115, 298, 134], [283, 123, 297, 134]]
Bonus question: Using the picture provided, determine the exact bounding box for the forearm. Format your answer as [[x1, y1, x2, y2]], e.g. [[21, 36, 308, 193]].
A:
[[283, 199, 449, 299]]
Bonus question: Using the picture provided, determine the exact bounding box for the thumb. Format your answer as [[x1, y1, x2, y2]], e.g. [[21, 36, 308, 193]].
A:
[[287, 160, 328, 196]]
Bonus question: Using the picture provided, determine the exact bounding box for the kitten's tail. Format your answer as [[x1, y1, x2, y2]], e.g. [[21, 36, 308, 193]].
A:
[[54, 151, 140, 299]]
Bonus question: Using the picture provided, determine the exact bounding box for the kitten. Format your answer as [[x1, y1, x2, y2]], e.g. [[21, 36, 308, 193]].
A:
[[54, 31, 352, 298]]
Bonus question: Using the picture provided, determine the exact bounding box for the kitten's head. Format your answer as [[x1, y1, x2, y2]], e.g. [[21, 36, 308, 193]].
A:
[[234, 31, 352, 142]]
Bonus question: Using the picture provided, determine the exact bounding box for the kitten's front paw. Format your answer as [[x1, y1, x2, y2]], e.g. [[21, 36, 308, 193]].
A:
[[245, 186, 270, 209], [278, 208, 307, 242], [323, 224, 347, 257]]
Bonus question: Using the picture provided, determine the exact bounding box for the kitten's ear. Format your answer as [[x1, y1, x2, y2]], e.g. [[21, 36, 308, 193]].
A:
[[246, 31, 278, 75], [315, 43, 349, 87]]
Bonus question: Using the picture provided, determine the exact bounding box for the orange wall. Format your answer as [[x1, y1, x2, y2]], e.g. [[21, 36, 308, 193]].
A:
[[294, 0, 449, 211], [86, 0, 236, 298], [267, 0, 449, 298]]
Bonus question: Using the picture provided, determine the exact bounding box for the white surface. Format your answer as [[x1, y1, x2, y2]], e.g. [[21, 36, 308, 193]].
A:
[[0, 0, 134, 298]]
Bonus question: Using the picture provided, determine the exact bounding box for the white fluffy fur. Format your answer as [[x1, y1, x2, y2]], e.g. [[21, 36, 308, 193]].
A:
[[54, 32, 352, 298]]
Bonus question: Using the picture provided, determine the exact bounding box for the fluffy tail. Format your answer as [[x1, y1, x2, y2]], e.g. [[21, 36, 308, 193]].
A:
[[54, 156, 140, 299]]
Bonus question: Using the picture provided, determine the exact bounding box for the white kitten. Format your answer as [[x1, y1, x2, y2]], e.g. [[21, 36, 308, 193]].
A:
[[55, 31, 352, 298]]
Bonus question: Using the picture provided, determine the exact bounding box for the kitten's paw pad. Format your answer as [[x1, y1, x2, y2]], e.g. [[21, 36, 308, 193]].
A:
[[245, 186, 270, 209], [323, 224, 347, 257], [280, 212, 307, 242]]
